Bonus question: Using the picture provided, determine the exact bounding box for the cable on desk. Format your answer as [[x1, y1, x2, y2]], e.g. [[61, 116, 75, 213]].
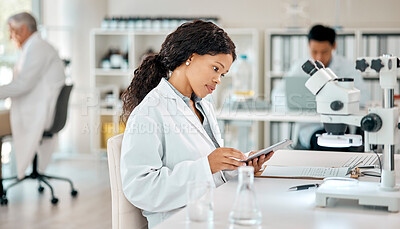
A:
[[372, 148, 382, 181]]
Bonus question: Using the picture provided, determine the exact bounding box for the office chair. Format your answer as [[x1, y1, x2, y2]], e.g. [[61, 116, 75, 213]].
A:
[[0, 85, 77, 205], [107, 134, 148, 229]]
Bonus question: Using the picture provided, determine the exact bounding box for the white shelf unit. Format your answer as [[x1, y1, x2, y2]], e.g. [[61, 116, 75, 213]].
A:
[[264, 28, 358, 103], [214, 28, 263, 152], [359, 28, 400, 57], [90, 28, 261, 153], [265, 28, 400, 101], [213, 28, 260, 108], [359, 29, 400, 102], [90, 29, 171, 153], [264, 28, 400, 146]]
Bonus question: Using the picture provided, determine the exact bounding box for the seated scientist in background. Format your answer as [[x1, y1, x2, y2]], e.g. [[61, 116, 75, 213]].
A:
[[271, 24, 370, 150], [120, 20, 274, 228], [0, 12, 65, 179]]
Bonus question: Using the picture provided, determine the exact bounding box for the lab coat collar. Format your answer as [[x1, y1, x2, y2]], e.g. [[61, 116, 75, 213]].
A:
[[156, 78, 216, 147], [327, 54, 336, 68], [21, 32, 39, 51], [163, 78, 202, 106], [157, 78, 179, 99]]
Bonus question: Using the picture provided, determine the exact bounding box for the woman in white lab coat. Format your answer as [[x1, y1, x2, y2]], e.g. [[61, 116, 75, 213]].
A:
[[120, 20, 273, 228]]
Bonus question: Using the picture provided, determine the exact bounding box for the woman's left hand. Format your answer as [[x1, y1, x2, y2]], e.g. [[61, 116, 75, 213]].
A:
[[248, 151, 274, 176]]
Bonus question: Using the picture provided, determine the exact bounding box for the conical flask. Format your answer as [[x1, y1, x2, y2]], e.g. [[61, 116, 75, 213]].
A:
[[229, 166, 262, 225]]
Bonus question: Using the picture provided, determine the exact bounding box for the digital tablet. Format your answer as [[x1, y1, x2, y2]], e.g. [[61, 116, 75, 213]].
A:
[[241, 139, 293, 163]]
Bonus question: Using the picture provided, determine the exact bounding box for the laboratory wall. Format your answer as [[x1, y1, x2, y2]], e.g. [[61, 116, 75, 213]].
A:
[[107, 0, 400, 28], [42, 0, 107, 155]]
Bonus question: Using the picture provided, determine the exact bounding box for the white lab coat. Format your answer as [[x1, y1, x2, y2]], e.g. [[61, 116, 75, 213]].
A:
[[120, 78, 228, 228], [271, 55, 370, 148], [0, 32, 65, 179]]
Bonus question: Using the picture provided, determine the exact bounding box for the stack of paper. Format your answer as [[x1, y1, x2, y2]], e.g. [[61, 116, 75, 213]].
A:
[[259, 165, 349, 179]]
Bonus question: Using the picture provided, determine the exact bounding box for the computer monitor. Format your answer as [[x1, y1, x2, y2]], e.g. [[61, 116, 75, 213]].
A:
[[285, 76, 316, 111]]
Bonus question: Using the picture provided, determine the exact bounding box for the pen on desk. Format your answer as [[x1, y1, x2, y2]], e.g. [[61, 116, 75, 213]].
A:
[[288, 184, 320, 191], [346, 161, 363, 175], [357, 165, 376, 169]]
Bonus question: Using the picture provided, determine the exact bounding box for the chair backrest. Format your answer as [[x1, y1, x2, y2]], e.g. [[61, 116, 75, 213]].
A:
[[107, 134, 148, 229], [45, 85, 73, 135]]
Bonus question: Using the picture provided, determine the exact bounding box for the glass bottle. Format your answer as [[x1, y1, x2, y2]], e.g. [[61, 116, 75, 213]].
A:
[[109, 17, 118, 30], [126, 17, 135, 30], [101, 16, 110, 29], [232, 54, 254, 98], [229, 166, 262, 226], [117, 17, 126, 30]]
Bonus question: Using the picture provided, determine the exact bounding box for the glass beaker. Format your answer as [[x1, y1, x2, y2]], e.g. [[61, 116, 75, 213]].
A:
[[229, 166, 262, 225], [186, 181, 214, 222]]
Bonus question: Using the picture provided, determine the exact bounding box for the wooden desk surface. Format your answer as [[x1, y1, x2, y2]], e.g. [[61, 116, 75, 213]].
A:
[[155, 151, 400, 229], [0, 102, 9, 200]]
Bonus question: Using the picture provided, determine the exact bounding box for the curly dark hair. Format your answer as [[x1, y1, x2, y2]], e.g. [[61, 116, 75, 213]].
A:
[[121, 20, 236, 122]]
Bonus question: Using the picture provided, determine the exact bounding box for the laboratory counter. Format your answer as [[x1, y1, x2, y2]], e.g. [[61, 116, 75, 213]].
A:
[[155, 150, 400, 229]]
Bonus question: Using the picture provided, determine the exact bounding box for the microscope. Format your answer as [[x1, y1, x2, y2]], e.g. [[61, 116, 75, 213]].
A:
[[301, 55, 400, 212]]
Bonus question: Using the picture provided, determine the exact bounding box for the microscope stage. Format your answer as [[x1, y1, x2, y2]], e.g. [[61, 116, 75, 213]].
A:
[[315, 181, 400, 212]]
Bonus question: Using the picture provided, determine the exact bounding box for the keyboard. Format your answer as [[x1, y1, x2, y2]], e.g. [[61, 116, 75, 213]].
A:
[[341, 154, 381, 168]]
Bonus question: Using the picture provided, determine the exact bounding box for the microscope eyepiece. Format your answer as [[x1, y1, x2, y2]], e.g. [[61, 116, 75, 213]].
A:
[[335, 78, 354, 82], [315, 60, 325, 69], [302, 60, 319, 76]]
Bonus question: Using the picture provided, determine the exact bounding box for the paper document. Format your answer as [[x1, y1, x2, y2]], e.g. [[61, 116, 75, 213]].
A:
[[260, 166, 349, 179]]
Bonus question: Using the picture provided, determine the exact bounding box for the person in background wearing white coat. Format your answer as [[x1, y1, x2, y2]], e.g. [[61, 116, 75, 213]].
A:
[[0, 12, 65, 179], [120, 20, 274, 228], [271, 24, 370, 150]]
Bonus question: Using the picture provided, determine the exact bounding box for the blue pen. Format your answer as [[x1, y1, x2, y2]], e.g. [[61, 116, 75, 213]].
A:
[[288, 184, 320, 191]]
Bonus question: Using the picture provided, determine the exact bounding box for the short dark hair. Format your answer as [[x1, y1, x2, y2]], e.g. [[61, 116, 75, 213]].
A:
[[307, 24, 336, 45]]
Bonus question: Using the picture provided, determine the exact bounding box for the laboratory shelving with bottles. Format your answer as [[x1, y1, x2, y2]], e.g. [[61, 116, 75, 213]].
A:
[[264, 27, 400, 145], [213, 28, 260, 109], [89, 29, 171, 153], [89, 27, 262, 153], [214, 28, 263, 152], [264, 28, 400, 102], [264, 28, 358, 102], [359, 29, 400, 101]]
